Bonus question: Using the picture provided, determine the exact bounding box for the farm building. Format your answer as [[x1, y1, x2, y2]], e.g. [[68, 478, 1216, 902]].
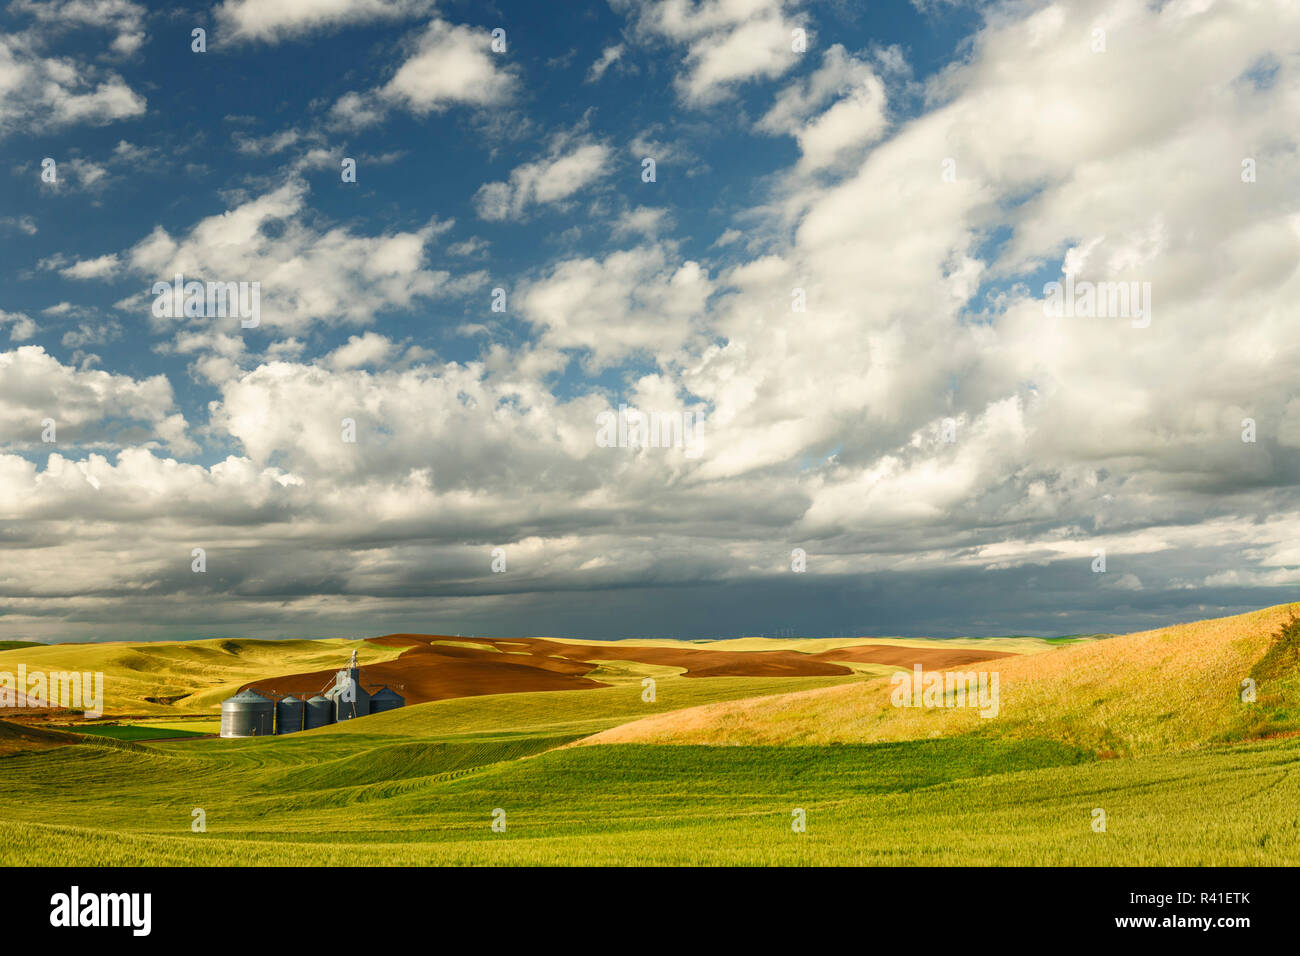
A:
[[219, 649, 404, 738], [219, 688, 274, 737]]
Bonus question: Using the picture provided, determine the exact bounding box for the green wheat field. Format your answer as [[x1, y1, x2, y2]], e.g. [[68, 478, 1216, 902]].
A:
[[2, 602, 1298, 866]]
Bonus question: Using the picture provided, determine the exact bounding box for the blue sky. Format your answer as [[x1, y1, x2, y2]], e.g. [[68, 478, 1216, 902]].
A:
[[2, 0, 1299, 643], [2, 0, 977, 425]]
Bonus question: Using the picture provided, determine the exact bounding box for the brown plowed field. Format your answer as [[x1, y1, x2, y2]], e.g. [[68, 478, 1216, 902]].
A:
[[242, 637, 605, 704], [241, 635, 1017, 706], [524, 638, 854, 677], [815, 645, 1016, 669]]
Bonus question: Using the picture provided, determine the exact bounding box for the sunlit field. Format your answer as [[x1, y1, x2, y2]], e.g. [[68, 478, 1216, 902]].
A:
[[2, 604, 1297, 865]]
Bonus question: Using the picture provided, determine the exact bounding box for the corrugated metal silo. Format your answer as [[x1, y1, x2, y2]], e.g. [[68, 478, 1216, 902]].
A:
[[369, 686, 404, 714], [220, 689, 274, 738], [275, 694, 304, 735], [304, 694, 334, 730], [329, 670, 371, 721]]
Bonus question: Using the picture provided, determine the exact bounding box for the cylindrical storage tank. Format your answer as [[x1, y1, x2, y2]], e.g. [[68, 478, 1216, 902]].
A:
[[304, 694, 333, 730], [369, 687, 404, 714], [220, 689, 274, 738], [331, 680, 371, 722], [275, 695, 304, 735]]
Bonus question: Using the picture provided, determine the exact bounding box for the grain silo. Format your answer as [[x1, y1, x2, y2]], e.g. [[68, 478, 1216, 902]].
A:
[[369, 686, 405, 714], [328, 677, 370, 721], [304, 694, 334, 730], [325, 649, 372, 721], [220, 689, 274, 738], [275, 694, 305, 735], [221, 648, 399, 738]]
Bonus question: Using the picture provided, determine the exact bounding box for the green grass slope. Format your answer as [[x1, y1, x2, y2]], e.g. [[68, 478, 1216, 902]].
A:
[[0, 729, 1296, 864], [307, 671, 861, 739]]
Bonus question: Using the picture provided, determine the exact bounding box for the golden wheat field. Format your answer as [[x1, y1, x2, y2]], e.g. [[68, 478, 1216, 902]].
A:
[[583, 603, 1300, 754]]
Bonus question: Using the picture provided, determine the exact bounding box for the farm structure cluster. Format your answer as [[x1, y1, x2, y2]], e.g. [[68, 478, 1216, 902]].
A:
[[219, 650, 404, 737]]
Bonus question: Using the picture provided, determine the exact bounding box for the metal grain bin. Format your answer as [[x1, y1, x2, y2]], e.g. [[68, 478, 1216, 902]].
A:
[[304, 694, 334, 730], [220, 689, 274, 738], [275, 694, 304, 735], [369, 686, 404, 714], [329, 676, 370, 721]]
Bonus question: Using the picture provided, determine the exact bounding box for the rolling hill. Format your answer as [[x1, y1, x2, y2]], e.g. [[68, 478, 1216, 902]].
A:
[[0, 637, 409, 715], [0, 605, 1296, 865], [581, 603, 1300, 755]]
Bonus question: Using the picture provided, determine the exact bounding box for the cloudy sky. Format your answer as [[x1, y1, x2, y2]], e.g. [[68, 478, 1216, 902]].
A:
[[1, 0, 1298, 643]]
